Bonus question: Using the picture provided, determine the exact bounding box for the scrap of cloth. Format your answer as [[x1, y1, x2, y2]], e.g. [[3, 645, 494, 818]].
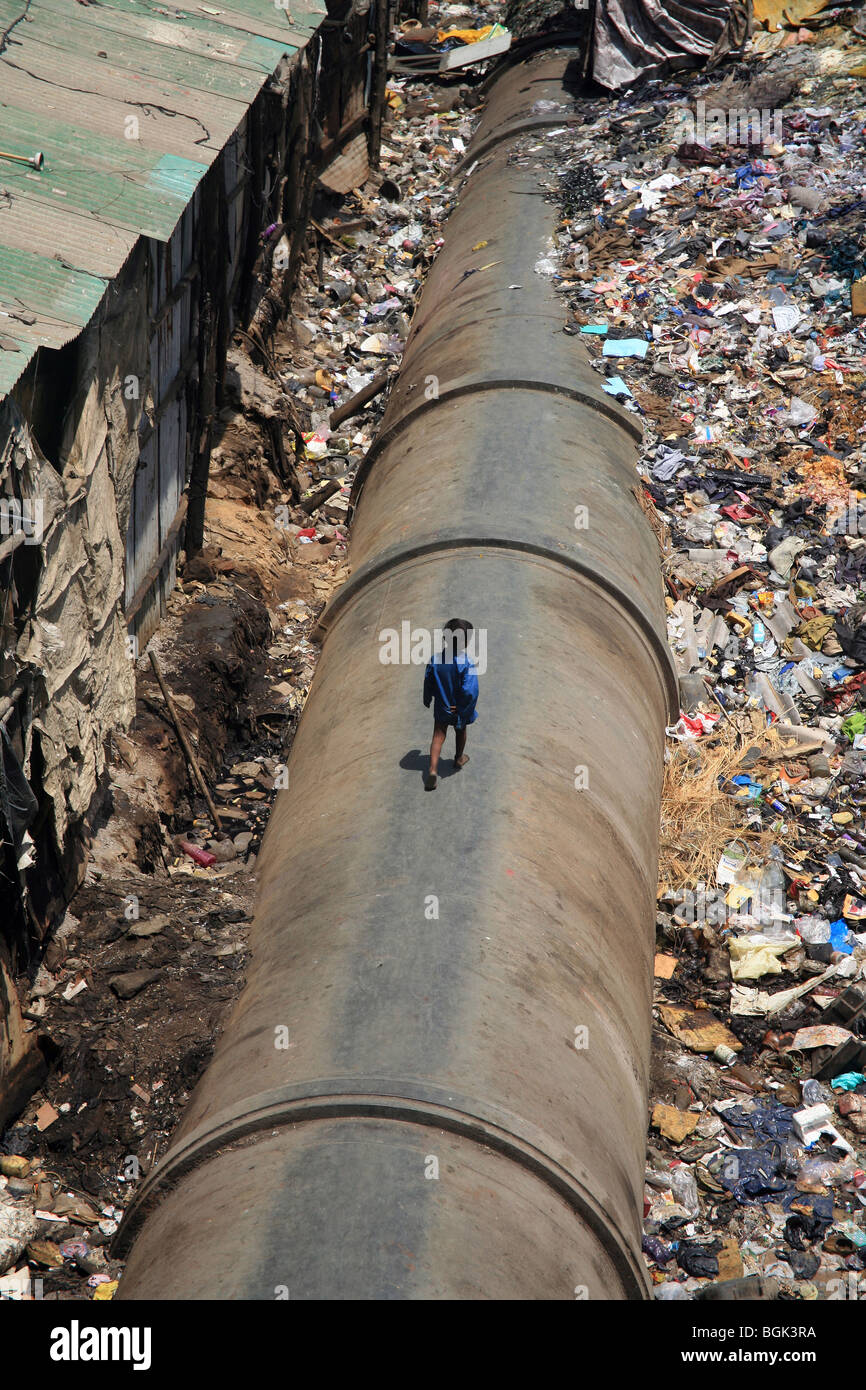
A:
[[423, 652, 479, 729], [592, 0, 751, 90], [436, 26, 498, 43]]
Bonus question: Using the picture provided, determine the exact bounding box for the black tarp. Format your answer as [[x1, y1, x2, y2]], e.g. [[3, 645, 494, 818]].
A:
[[0, 727, 37, 849]]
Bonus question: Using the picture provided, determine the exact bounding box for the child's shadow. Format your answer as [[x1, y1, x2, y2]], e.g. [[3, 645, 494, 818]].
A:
[[400, 749, 457, 784]]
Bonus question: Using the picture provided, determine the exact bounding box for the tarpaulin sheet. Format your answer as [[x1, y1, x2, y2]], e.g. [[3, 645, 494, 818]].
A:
[[592, 1, 751, 90], [0, 728, 37, 846], [1, 391, 135, 862]]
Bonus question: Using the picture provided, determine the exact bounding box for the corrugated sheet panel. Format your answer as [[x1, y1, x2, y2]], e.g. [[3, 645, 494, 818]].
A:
[[0, 0, 327, 399]]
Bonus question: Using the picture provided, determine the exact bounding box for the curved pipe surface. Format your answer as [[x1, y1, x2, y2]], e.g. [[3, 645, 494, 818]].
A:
[[115, 47, 673, 1301]]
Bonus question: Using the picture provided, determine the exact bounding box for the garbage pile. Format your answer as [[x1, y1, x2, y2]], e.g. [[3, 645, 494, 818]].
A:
[[517, 4, 866, 1298], [391, 16, 512, 74], [0, 1151, 124, 1302]]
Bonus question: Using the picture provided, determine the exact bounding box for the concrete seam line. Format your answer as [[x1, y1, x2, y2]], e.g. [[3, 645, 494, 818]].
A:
[[114, 1085, 647, 1295], [313, 537, 679, 718], [349, 377, 643, 508]]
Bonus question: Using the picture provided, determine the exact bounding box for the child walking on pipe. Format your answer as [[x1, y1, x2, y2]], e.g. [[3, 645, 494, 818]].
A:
[[423, 618, 479, 790]]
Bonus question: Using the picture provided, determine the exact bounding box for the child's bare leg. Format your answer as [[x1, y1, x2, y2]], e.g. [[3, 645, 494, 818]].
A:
[[455, 726, 469, 768], [426, 722, 447, 787]]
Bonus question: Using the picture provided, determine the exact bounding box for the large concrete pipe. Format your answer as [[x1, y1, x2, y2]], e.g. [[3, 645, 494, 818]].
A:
[[115, 47, 677, 1300]]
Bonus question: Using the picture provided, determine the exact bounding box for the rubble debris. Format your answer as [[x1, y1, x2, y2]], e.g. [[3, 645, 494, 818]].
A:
[[0, 1192, 39, 1278], [148, 651, 223, 833], [516, 5, 866, 1298], [108, 972, 163, 1003], [653, 1103, 701, 1142]]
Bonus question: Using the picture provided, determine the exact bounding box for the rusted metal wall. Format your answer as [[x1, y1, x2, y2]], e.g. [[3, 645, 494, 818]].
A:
[[124, 199, 198, 652], [115, 49, 676, 1300]]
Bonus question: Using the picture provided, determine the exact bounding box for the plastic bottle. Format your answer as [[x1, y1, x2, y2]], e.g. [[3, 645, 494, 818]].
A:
[[655, 1281, 691, 1300], [781, 1136, 806, 1177], [795, 1157, 839, 1192], [669, 1162, 700, 1215], [730, 860, 786, 927], [755, 855, 787, 926], [801, 1079, 829, 1107], [745, 674, 765, 709], [796, 914, 830, 944]]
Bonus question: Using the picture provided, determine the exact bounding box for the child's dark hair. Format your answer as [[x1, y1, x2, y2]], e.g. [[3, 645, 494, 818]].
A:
[[442, 618, 472, 659]]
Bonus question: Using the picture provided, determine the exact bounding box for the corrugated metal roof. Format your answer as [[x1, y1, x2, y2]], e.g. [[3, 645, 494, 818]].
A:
[[0, 0, 327, 399]]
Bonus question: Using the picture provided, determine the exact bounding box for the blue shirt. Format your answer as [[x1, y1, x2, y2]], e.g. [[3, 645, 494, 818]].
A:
[[423, 651, 479, 728]]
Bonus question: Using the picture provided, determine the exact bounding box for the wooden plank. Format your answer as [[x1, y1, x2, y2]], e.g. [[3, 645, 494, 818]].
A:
[[158, 397, 184, 614], [124, 480, 137, 611], [132, 433, 160, 614], [125, 493, 188, 625], [0, 951, 46, 1134]]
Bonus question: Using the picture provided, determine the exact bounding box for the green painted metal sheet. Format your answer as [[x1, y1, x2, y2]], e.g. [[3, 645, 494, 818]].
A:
[[0, 106, 210, 237], [0, 244, 109, 327], [0, 0, 302, 88], [0, 0, 327, 399]]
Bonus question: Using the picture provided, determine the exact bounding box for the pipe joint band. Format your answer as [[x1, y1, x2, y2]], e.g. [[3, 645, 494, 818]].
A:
[[115, 1076, 648, 1296]]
